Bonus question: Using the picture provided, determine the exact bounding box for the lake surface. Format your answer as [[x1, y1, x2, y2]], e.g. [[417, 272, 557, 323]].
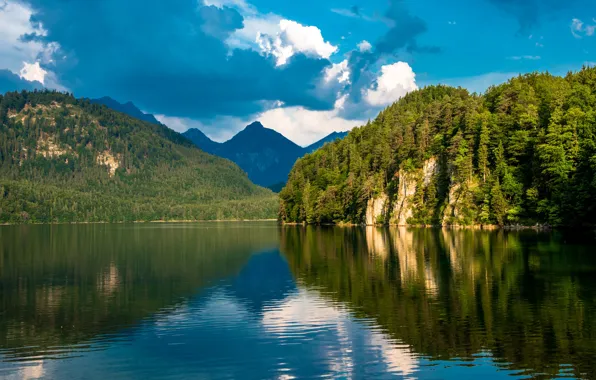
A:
[[1, 223, 595, 379]]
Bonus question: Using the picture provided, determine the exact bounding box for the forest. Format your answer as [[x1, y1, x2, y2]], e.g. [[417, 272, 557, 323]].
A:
[[0, 90, 278, 223], [280, 66, 596, 227]]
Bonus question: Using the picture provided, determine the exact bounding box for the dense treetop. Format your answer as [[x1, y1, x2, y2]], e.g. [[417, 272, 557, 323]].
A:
[[280, 67, 596, 227]]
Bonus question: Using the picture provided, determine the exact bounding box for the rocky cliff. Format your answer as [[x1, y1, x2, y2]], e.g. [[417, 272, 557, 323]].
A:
[[364, 157, 476, 226]]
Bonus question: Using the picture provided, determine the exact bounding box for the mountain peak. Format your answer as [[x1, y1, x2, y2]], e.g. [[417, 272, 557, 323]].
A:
[[182, 128, 219, 155], [92, 96, 160, 125], [245, 121, 264, 130]]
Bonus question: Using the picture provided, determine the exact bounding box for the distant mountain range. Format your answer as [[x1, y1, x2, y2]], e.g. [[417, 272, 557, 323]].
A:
[[183, 124, 348, 188], [91, 97, 160, 125], [93, 96, 349, 189]]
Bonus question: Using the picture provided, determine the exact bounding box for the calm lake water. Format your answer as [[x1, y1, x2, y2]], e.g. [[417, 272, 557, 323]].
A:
[[1, 223, 595, 379]]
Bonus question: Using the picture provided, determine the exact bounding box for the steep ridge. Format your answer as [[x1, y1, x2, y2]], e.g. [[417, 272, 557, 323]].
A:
[[92, 96, 161, 125], [280, 68, 596, 227], [0, 90, 277, 223], [183, 124, 348, 187]]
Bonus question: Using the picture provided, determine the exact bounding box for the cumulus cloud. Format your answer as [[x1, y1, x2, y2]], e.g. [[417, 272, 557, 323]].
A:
[[257, 20, 338, 66], [357, 40, 372, 52], [324, 60, 350, 84], [10, 0, 433, 145], [338, 0, 437, 115], [0, 0, 58, 85], [22, 0, 338, 119], [158, 94, 363, 146], [20, 61, 47, 84], [203, 0, 254, 14], [571, 18, 596, 38], [226, 12, 282, 50], [364, 62, 417, 106], [256, 97, 363, 146]]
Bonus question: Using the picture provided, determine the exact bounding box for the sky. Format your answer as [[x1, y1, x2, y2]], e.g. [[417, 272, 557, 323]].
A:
[[0, 0, 595, 146]]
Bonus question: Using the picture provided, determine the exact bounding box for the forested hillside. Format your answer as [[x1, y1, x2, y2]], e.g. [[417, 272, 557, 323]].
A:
[[280, 67, 596, 227], [0, 90, 277, 223]]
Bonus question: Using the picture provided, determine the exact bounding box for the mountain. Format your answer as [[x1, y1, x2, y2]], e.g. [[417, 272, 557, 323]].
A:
[[91, 96, 160, 125], [280, 67, 596, 227], [183, 127, 220, 153], [0, 90, 277, 223], [305, 131, 348, 153], [183, 125, 348, 188]]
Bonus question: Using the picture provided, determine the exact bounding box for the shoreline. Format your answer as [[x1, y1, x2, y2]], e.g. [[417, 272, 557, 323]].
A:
[[0, 219, 279, 226], [281, 222, 556, 230]]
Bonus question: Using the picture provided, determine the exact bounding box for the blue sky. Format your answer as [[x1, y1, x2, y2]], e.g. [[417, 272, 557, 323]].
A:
[[0, 0, 595, 145]]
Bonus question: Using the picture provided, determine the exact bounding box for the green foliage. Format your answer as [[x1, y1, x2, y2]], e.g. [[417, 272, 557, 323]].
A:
[[0, 90, 278, 223], [280, 67, 596, 226]]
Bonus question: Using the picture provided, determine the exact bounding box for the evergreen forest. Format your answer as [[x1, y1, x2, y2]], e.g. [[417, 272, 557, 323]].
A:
[[280, 67, 596, 227], [0, 90, 278, 223]]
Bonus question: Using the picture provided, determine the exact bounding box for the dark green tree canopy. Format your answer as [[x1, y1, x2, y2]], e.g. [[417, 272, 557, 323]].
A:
[[0, 90, 277, 223], [280, 67, 596, 227]]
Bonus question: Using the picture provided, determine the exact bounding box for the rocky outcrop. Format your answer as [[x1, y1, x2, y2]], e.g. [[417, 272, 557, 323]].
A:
[[422, 157, 438, 186], [391, 170, 418, 225], [365, 193, 388, 225], [96, 151, 121, 177], [363, 157, 486, 227], [391, 157, 438, 226], [36, 134, 71, 158]]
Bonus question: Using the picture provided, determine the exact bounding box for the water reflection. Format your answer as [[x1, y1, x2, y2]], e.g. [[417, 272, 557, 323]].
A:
[[281, 226, 596, 379], [0, 223, 595, 379]]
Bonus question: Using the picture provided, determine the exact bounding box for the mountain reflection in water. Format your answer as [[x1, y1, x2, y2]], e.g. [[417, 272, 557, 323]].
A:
[[0, 223, 595, 379]]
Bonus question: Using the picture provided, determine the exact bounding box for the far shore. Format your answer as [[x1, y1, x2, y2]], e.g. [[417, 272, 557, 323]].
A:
[[4, 220, 583, 231], [282, 221, 555, 230], [0, 219, 279, 226]]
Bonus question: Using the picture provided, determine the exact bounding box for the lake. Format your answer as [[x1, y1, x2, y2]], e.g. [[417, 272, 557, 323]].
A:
[[1, 223, 595, 379]]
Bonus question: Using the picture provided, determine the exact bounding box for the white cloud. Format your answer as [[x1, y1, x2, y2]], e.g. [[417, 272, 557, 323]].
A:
[[357, 40, 372, 53], [256, 98, 362, 146], [507, 55, 541, 60], [157, 93, 362, 147], [203, 0, 255, 14], [20, 61, 47, 84], [447, 21, 457, 25], [223, 1, 337, 67], [0, 1, 63, 89], [364, 62, 418, 107], [226, 13, 282, 50], [257, 19, 338, 66], [324, 59, 350, 84], [0, 1, 48, 72], [571, 18, 596, 38]]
